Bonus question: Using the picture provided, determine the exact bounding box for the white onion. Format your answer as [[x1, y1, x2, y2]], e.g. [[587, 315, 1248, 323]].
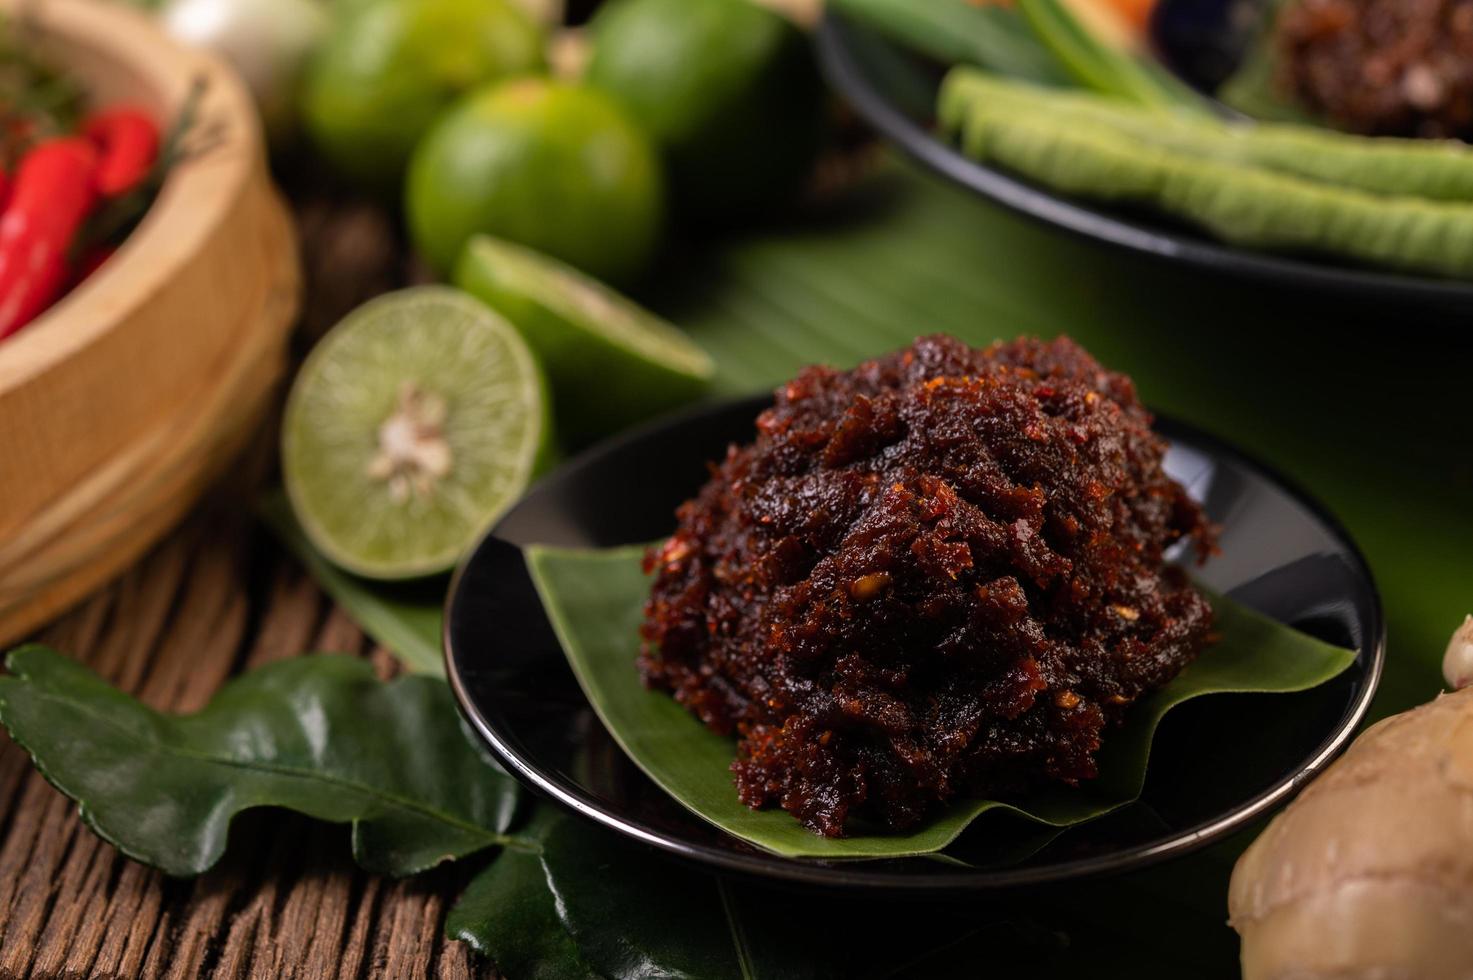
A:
[[161, 0, 329, 141]]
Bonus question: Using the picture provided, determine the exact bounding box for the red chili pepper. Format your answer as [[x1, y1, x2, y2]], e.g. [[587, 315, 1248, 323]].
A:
[[0, 138, 99, 340], [0, 170, 9, 213], [83, 107, 159, 198]]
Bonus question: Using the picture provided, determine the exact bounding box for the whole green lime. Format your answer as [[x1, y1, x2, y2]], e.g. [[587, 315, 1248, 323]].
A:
[[405, 78, 665, 284], [585, 0, 826, 224], [301, 0, 544, 192]]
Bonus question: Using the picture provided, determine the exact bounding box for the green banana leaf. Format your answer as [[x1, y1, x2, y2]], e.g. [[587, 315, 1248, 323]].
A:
[[449, 808, 814, 980], [525, 543, 1356, 859], [0, 646, 520, 877]]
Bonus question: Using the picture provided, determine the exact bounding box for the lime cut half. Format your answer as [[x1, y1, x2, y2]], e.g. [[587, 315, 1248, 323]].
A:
[[453, 234, 713, 442], [282, 286, 550, 580]]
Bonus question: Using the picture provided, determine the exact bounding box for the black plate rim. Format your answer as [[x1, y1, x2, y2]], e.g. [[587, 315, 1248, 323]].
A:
[[813, 11, 1473, 308], [445, 396, 1386, 893]]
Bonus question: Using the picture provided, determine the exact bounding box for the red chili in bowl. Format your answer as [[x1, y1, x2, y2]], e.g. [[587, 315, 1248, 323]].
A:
[[0, 137, 98, 339]]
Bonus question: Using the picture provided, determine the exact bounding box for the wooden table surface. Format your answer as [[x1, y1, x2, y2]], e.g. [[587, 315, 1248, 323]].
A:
[[0, 195, 501, 979]]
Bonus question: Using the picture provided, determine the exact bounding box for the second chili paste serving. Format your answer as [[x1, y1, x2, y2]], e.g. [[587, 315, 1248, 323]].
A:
[[640, 336, 1217, 837]]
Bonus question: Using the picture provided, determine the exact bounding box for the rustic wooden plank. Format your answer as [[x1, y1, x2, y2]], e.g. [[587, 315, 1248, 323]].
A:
[[81, 862, 167, 979], [0, 743, 33, 857], [243, 569, 322, 668], [138, 905, 176, 980], [136, 524, 250, 714], [279, 827, 354, 980], [207, 826, 298, 980], [313, 605, 369, 659], [90, 533, 191, 694], [374, 880, 434, 980], [334, 877, 383, 980], [160, 864, 245, 980], [25, 828, 115, 976]]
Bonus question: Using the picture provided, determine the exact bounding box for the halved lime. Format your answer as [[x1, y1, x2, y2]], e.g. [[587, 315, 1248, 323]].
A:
[[282, 286, 551, 580], [453, 235, 713, 443]]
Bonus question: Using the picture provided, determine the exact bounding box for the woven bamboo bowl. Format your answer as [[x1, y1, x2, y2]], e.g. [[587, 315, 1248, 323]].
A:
[[0, 0, 300, 645]]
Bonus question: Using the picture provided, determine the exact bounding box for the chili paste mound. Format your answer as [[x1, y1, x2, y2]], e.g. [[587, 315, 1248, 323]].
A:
[[639, 336, 1217, 837], [1276, 0, 1473, 139]]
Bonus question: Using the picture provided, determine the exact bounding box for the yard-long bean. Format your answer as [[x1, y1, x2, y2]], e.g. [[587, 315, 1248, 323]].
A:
[[940, 70, 1473, 278], [942, 70, 1473, 201]]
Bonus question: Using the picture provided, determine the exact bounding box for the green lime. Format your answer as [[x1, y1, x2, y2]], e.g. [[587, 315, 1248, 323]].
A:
[[585, 0, 826, 224], [282, 286, 551, 580], [405, 77, 664, 285], [454, 234, 713, 442], [301, 0, 545, 192]]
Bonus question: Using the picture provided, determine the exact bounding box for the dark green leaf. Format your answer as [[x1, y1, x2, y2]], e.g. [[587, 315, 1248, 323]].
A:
[[524, 543, 1355, 859], [261, 492, 446, 677], [447, 812, 601, 980], [449, 808, 1240, 980], [0, 646, 519, 876], [449, 810, 818, 980]]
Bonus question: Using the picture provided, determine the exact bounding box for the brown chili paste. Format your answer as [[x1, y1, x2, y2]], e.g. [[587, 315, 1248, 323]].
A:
[[1277, 0, 1473, 138], [640, 336, 1216, 836]]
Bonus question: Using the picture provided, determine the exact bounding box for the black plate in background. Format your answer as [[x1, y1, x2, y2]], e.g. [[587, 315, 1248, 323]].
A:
[[1151, 0, 1271, 95], [813, 10, 1473, 314], [446, 396, 1384, 893]]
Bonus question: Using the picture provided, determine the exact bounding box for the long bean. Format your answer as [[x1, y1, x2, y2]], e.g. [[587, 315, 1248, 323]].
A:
[[940, 71, 1473, 278], [942, 70, 1473, 201]]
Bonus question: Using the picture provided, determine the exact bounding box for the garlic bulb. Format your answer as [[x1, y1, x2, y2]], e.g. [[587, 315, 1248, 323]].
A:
[[161, 0, 329, 142], [1443, 615, 1473, 690]]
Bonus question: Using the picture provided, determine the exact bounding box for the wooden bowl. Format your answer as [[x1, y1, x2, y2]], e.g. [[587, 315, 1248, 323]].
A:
[[0, 0, 301, 645]]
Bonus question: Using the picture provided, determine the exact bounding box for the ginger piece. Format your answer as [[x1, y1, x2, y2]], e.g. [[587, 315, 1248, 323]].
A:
[[1230, 621, 1473, 979]]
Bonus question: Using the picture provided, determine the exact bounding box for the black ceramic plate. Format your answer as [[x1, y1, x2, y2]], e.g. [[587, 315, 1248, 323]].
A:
[[446, 396, 1384, 893], [814, 9, 1473, 313]]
